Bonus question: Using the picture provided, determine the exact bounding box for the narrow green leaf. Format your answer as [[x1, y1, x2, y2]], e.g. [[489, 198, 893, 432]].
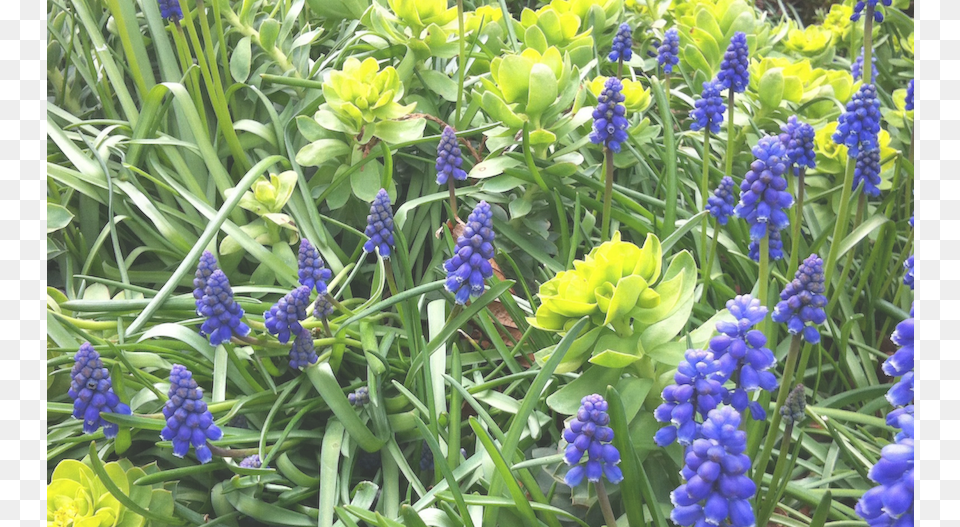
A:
[[305, 363, 384, 452]]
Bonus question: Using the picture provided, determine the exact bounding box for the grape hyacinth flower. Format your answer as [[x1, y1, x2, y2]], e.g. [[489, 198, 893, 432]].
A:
[[851, 0, 893, 23], [313, 294, 335, 320], [689, 80, 726, 134], [707, 176, 737, 226], [160, 365, 223, 464], [288, 327, 318, 370], [420, 441, 434, 471], [436, 126, 467, 185], [198, 270, 251, 346], [443, 201, 495, 305], [193, 251, 219, 313], [779, 116, 816, 175], [905, 79, 914, 111], [264, 286, 311, 344], [888, 404, 914, 441], [590, 77, 629, 152], [608, 23, 633, 62], [653, 349, 728, 447], [158, 0, 182, 21], [348, 386, 370, 407], [884, 306, 914, 407], [747, 226, 784, 262], [833, 84, 882, 158], [562, 394, 623, 487], [855, 418, 913, 526], [298, 239, 332, 295], [68, 343, 131, 438], [904, 255, 914, 290], [772, 254, 828, 344], [658, 28, 680, 74], [852, 48, 878, 82], [239, 455, 262, 469], [708, 295, 778, 420], [853, 148, 882, 197], [735, 135, 793, 241], [779, 384, 806, 426], [669, 406, 757, 527], [717, 32, 750, 93], [363, 188, 395, 258]]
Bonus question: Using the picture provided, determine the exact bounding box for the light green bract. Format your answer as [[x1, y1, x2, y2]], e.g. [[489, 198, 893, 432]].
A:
[[530, 232, 696, 373], [47, 459, 173, 527]]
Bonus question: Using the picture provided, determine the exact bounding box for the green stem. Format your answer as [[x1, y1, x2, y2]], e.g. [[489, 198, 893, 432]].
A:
[[595, 481, 619, 527], [383, 258, 406, 325], [863, 6, 874, 87], [334, 261, 364, 301], [787, 168, 807, 279], [827, 192, 867, 318], [823, 156, 858, 297], [725, 89, 736, 177], [703, 218, 721, 304], [447, 344, 462, 470], [652, 77, 677, 238], [600, 147, 615, 242], [665, 73, 671, 105], [700, 130, 712, 273], [448, 179, 459, 226], [754, 335, 802, 488], [455, 0, 466, 127], [758, 233, 770, 311], [324, 293, 355, 317], [757, 421, 796, 525]]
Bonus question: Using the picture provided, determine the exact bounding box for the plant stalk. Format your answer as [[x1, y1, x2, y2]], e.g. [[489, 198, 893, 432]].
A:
[[754, 335, 803, 487], [601, 147, 615, 242], [448, 179, 459, 226], [700, 130, 712, 273], [703, 219, 722, 301], [787, 168, 807, 278], [823, 156, 859, 297], [725, 89, 736, 177], [595, 481, 619, 527]]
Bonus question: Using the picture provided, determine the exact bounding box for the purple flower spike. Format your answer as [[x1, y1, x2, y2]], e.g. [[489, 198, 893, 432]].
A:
[[298, 239, 332, 296], [436, 127, 467, 185], [68, 343, 131, 438], [364, 189, 395, 258], [264, 286, 312, 344], [562, 394, 623, 487], [198, 270, 251, 346], [160, 365, 223, 464], [443, 201, 495, 305]]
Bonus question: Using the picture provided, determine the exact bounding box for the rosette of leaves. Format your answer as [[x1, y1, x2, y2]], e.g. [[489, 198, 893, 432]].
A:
[[529, 232, 696, 373], [781, 24, 834, 59], [311, 57, 424, 143], [547, 0, 624, 32], [748, 57, 857, 119], [362, 0, 460, 59], [515, 4, 595, 66], [672, 0, 773, 87], [220, 172, 300, 263], [475, 47, 580, 154], [47, 459, 174, 527]]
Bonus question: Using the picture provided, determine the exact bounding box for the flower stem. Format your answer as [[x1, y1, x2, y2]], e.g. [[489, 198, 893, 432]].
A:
[[827, 192, 867, 318], [324, 293, 355, 317], [823, 156, 858, 298], [725, 89, 736, 177], [787, 168, 807, 279], [595, 481, 619, 527], [700, 130, 712, 274], [753, 334, 803, 488], [448, 179, 458, 226], [664, 73, 671, 105], [757, 420, 796, 525], [758, 232, 770, 312], [334, 260, 364, 301], [703, 218, 721, 303], [455, 0, 466, 126], [863, 6, 875, 87], [601, 146, 615, 242]]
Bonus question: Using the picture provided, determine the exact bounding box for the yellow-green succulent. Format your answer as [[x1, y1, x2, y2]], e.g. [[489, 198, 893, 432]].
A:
[[782, 24, 833, 56], [530, 232, 696, 372], [386, 0, 456, 36], [821, 4, 854, 45], [321, 57, 414, 134], [517, 4, 594, 66]]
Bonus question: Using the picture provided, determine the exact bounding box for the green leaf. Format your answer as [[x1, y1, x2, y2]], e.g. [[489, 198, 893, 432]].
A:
[[305, 363, 384, 452], [481, 92, 525, 128], [758, 68, 785, 109], [87, 442, 183, 525], [319, 421, 345, 527], [259, 18, 281, 51], [420, 70, 458, 102], [295, 139, 351, 167], [469, 418, 537, 527], [605, 387, 646, 527], [525, 64, 558, 119], [47, 202, 74, 233], [497, 55, 533, 104], [546, 361, 622, 414], [588, 349, 642, 368], [371, 118, 427, 144], [230, 36, 252, 82], [469, 156, 522, 179]]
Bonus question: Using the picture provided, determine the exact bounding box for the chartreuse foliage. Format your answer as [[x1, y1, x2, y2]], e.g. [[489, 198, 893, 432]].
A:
[[46, 0, 914, 526]]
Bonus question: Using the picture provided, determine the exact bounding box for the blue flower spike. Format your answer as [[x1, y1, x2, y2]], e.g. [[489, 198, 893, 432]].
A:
[[158, 0, 183, 21], [779, 384, 806, 426], [198, 270, 251, 346], [68, 343, 131, 438], [772, 253, 828, 344], [608, 23, 633, 63], [653, 349, 728, 447], [193, 251, 219, 313], [160, 364, 223, 464], [658, 28, 680, 74], [348, 386, 370, 407], [833, 83, 882, 158], [239, 455, 263, 469], [735, 135, 793, 243], [443, 201, 495, 305], [855, 411, 913, 526], [298, 239, 332, 296], [853, 148, 882, 197], [313, 294, 335, 320], [851, 0, 893, 23], [562, 394, 623, 487], [288, 327, 318, 370], [436, 126, 467, 186], [707, 176, 737, 226], [904, 255, 914, 290], [264, 286, 312, 344], [852, 48, 878, 82], [905, 79, 914, 111], [670, 406, 757, 527], [590, 77, 629, 152], [717, 32, 750, 93], [780, 116, 816, 175], [708, 295, 778, 420], [884, 305, 914, 407], [748, 226, 784, 262], [364, 188, 395, 258], [690, 80, 726, 134]]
